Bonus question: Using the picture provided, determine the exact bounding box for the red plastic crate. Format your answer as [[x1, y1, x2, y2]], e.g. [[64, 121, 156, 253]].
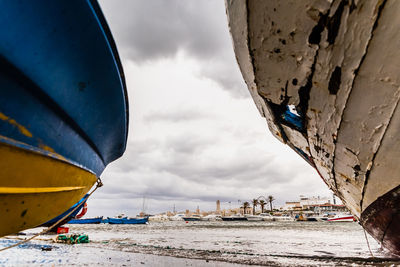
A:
[[56, 227, 69, 234]]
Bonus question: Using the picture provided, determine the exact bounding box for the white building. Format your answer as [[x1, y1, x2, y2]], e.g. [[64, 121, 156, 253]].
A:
[[299, 195, 331, 208], [281, 201, 301, 210]]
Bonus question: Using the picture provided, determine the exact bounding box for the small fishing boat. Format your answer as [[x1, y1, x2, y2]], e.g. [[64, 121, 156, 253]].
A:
[[0, 0, 128, 236], [245, 215, 263, 221], [273, 215, 295, 221], [107, 217, 149, 225], [201, 214, 222, 221], [305, 217, 319, 222], [221, 215, 247, 221], [40, 196, 88, 227], [183, 214, 202, 222], [67, 216, 103, 224], [169, 214, 185, 221], [327, 214, 355, 222], [259, 213, 274, 221]]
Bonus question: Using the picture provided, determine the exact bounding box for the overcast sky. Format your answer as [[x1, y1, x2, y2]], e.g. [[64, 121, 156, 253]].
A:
[[86, 0, 332, 217]]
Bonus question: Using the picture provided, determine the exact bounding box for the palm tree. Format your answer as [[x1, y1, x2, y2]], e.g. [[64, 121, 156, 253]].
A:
[[259, 200, 266, 213], [252, 199, 258, 215], [242, 201, 250, 215], [268, 195, 275, 211]]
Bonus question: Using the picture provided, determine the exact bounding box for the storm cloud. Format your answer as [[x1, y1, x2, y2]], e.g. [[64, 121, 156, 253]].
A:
[[86, 1, 333, 217], [99, 0, 247, 97]]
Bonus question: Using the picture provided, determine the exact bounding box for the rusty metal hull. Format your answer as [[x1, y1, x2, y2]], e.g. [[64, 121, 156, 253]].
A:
[[226, 0, 400, 255]]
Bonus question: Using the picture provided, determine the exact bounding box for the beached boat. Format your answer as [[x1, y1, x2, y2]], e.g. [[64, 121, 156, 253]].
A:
[[201, 214, 222, 221], [169, 214, 185, 221], [226, 0, 400, 254], [68, 216, 104, 224], [327, 214, 355, 222], [40, 196, 88, 227], [259, 213, 274, 221], [183, 214, 202, 222], [107, 217, 149, 225], [0, 0, 128, 236], [221, 215, 247, 221], [273, 215, 295, 222], [245, 215, 263, 221]]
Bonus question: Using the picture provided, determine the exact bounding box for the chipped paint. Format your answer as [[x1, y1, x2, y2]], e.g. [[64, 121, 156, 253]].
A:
[[0, 112, 32, 138], [38, 143, 55, 153], [0, 139, 96, 237], [0, 135, 75, 170], [225, 0, 285, 144], [308, 0, 384, 205], [226, 0, 400, 255]]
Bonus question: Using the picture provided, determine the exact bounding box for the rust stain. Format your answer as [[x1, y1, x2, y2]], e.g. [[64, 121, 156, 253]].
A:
[[337, 172, 352, 181], [0, 112, 32, 138]]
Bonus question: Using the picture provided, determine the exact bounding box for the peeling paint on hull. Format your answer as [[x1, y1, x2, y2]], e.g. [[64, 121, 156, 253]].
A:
[[0, 1, 128, 236], [226, 0, 400, 255]]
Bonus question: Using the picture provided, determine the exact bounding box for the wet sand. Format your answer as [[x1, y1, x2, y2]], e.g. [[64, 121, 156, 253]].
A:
[[1, 221, 399, 266]]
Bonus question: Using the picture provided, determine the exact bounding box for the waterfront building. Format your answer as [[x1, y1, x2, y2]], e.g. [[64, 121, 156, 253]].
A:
[[299, 195, 331, 208], [281, 201, 301, 211], [216, 200, 221, 214], [308, 204, 348, 213]]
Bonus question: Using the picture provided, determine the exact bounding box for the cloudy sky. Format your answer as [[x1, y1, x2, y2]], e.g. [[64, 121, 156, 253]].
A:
[[86, 0, 332, 217]]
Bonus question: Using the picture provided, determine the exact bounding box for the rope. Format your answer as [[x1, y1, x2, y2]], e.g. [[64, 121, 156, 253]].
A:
[[0, 177, 103, 252], [363, 228, 374, 258]]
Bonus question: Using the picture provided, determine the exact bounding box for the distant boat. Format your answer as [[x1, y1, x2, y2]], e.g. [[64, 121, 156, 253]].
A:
[[245, 215, 263, 221], [0, 0, 128, 236], [259, 213, 274, 221], [306, 215, 328, 222], [183, 214, 202, 221], [221, 215, 247, 221], [201, 214, 222, 221], [305, 217, 318, 222], [107, 217, 149, 225], [169, 214, 185, 221], [327, 214, 355, 222], [68, 216, 103, 224], [273, 215, 295, 221]]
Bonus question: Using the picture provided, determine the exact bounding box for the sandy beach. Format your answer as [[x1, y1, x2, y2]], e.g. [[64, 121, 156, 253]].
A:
[[1, 221, 399, 266]]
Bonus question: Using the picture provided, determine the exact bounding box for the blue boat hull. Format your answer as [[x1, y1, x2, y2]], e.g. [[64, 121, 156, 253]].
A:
[[107, 217, 149, 225], [0, 0, 128, 176], [183, 217, 201, 221], [41, 195, 88, 227], [0, 0, 128, 236], [68, 217, 103, 224]]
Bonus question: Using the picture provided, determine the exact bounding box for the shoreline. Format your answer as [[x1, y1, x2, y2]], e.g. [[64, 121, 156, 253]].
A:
[[1, 222, 399, 266]]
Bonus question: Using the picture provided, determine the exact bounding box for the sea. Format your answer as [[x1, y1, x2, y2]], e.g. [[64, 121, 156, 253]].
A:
[[0, 220, 399, 266]]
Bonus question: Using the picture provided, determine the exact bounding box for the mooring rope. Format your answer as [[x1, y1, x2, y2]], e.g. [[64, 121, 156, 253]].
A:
[[0, 177, 103, 252], [363, 228, 374, 258]]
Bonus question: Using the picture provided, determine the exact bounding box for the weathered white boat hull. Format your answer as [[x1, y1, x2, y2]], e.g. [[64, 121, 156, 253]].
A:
[[226, 0, 400, 255]]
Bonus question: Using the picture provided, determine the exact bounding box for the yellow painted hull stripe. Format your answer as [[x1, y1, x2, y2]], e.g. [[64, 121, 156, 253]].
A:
[[0, 186, 86, 194]]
